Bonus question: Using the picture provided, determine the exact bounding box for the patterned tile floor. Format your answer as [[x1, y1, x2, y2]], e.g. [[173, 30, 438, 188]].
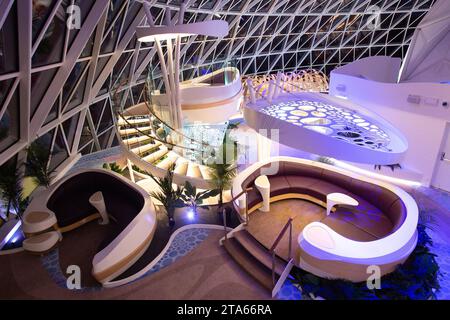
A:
[[40, 188, 450, 300], [41, 227, 215, 292]]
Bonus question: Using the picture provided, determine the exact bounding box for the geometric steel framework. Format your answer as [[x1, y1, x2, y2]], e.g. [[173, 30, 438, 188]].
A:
[[0, 0, 436, 173]]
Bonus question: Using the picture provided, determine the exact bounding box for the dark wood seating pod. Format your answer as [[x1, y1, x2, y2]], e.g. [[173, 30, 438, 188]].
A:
[[23, 169, 157, 286], [232, 157, 419, 282]]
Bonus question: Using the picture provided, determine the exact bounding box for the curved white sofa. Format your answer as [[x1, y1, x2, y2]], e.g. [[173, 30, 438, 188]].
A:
[[232, 156, 419, 282], [23, 168, 157, 285]]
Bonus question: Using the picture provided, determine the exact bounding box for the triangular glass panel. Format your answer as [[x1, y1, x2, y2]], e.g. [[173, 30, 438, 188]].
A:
[[32, 0, 59, 44], [0, 1, 18, 75], [78, 114, 94, 149], [0, 87, 19, 153], [62, 61, 89, 107], [98, 101, 113, 134], [31, 68, 58, 116], [68, 0, 95, 49], [89, 99, 106, 128], [65, 70, 89, 112], [44, 97, 60, 125], [48, 127, 69, 171], [32, 3, 67, 68], [100, 5, 126, 54], [0, 78, 15, 109], [62, 113, 80, 150]]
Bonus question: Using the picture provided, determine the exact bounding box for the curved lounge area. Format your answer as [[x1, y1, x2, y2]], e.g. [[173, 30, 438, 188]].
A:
[[22, 169, 157, 285], [232, 157, 419, 282]]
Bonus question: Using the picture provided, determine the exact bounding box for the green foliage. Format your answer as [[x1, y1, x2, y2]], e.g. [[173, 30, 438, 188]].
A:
[[316, 156, 335, 165], [181, 181, 220, 213], [156, 127, 168, 141], [148, 164, 185, 223], [25, 141, 54, 188], [103, 162, 123, 174], [131, 164, 149, 175], [0, 159, 26, 221], [291, 224, 441, 300]]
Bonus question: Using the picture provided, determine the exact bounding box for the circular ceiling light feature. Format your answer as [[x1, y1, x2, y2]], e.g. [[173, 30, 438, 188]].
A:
[[298, 105, 316, 111], [311, 111, 327, 117], [246, 94, 408, 165], [301, 117, 332, 125], [290, 110, 309, 117], [337, 131, 361, 138], [305, 125, 333, 135]]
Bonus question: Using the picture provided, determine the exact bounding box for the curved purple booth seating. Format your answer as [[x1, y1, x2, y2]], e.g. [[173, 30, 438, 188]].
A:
[[232, 157, 418, 282], [23, 169, 157, 285]]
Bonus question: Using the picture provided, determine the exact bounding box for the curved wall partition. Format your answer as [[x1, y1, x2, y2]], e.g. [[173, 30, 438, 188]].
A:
[[23, 169, 157, 285], [180, 67, 243, 124], [232, 157, 418, 282]]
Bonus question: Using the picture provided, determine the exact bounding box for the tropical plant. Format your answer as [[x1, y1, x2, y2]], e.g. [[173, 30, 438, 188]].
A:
[[291, 224, 441, 300], [103, 162, 123, 174], [207, 123, 240, 211], [0, 159, 26, 222], [316, 156, 335, 165], [207, 160, 237, 212], [131, 164, 149, 175], [181, 181, 220, 215], [25, 141, 54, 188], [148, 164, 185, 227]]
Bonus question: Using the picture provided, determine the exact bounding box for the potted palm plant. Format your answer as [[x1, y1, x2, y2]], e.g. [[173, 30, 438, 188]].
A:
[[206, 122, 240, 212], [0, 159, 27, 222], [25, 141, 54, 188], [181, 181, 219, 216], [148, 164, 184, 228]]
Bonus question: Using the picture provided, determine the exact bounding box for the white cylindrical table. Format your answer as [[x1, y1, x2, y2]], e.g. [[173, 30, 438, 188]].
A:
[[326, 193, 359, 216], [255, 175, 270, 212], [89, 191, 110, 225]]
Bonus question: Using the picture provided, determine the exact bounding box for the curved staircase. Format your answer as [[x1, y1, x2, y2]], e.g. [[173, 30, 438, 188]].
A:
[[117, 111, 215, 188]]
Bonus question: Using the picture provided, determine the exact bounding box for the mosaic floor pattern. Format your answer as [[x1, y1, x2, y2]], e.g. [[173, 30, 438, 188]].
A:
[[41, 227, 215, 292]]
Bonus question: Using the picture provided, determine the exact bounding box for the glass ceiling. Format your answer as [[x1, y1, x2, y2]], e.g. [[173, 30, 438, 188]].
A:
[[0, 0, 437, 171]]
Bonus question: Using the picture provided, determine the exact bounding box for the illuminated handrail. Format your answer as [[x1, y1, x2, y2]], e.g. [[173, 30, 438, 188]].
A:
[[269, 217, 293, 286], [223, 187, 253, 240]]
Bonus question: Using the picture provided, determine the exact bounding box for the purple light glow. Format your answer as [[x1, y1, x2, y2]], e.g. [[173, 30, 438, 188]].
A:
[[187, 209, 195, 221]]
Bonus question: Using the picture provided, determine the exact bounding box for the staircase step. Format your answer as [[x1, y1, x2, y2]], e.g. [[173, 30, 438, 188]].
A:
[[119, 126, 152, 136], [233, 230, 286, 276], [131, 141, 161, 155], [143, 146, 168, 163], [118, 117, 150, 126], [199, 165, 213, 180], [157, 152, 179, 170], [122, 136, 153, 148], [223, 238, 277, 290], [186, 163, 202, 178], [174, 159, 189, 176]]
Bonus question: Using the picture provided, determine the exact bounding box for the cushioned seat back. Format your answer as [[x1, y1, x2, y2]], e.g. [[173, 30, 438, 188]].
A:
[[386, 199, 407, 232], [241, 162, 281, 189], [280, 161, 323, 178], [48, 172, 144, 228]]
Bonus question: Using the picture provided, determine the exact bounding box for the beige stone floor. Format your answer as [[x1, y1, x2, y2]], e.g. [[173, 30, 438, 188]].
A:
[[246, 199, 326, 261], [0, 230, 271, 300]]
